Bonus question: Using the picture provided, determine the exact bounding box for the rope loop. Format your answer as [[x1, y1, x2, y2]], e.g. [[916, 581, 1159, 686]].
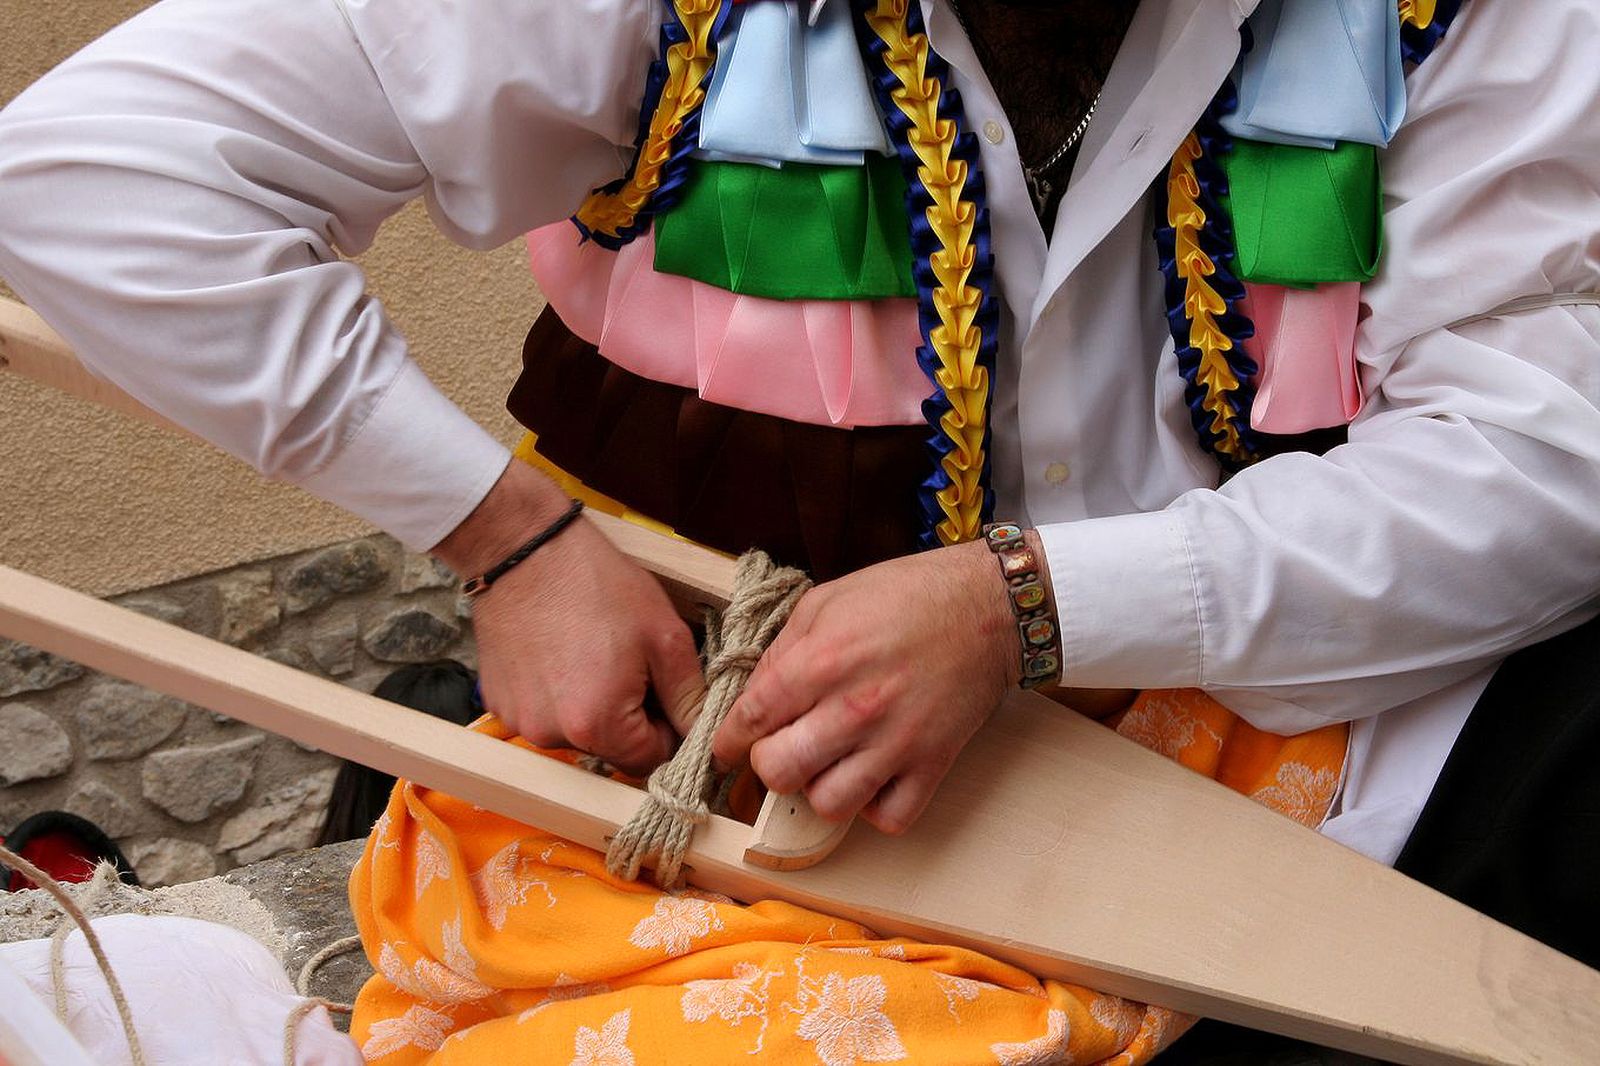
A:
[[604, 550, 811, 887]]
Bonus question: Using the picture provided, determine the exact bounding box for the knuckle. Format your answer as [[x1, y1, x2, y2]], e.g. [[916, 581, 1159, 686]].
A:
[[652, 621, 697, 661], [563, 712, 606, 752], [750, 740, 803, 795]]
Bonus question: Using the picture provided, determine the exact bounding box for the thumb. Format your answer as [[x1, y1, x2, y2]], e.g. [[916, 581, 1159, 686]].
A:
[[646, 624, 707, 736]]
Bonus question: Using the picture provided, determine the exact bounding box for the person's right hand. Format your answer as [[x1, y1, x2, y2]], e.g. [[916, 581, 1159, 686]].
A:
[[433, 460, 705, 775]]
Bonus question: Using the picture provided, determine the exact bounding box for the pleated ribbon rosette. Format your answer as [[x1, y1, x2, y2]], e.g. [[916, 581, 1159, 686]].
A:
[[697, 0, 891, 166], [1221, 0, 1407, 150]]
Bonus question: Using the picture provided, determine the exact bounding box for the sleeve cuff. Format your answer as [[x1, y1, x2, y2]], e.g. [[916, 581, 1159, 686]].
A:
[[296, 359, 512, 551], [1036, 509, 1204, 690]]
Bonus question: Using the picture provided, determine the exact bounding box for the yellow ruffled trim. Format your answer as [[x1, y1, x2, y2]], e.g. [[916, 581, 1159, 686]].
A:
[[864, 0, 989, 546], [573, 0, 724, 242], [1164, 133, 1251, 463], [1398, 0, 1438, 30]]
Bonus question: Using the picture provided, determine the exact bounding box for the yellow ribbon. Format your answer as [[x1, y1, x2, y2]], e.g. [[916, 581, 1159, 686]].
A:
[[574, 0, 725, 242], [865, 0, 991, 545]]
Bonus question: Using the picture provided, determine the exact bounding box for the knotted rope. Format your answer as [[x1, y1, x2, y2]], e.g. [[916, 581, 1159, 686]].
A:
[[605, 551, 810, 888]]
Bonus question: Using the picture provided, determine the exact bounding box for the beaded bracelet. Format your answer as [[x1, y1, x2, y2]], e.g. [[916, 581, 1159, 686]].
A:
[[981, 522, 1063, 689]]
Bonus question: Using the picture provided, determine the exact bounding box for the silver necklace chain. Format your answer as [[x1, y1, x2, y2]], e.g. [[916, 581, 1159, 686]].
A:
[[947, 0, 1102, 215]]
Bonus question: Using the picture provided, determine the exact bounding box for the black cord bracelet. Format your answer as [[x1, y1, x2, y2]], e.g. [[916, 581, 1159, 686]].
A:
[[460, 498, 586, 598]]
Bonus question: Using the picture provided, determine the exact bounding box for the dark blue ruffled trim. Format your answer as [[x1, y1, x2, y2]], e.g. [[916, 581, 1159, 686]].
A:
[[1401, 0, 1466, 66], [572, 0, 731, 249], [854, 0, 1000, 548], [1152, 78, 1262, 467]]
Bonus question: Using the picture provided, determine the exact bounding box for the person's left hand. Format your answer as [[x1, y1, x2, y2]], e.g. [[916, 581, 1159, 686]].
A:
[[712, 539, 1023, 834]]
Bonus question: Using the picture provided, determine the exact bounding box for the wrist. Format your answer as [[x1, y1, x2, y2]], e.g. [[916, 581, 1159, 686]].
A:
[[432, 459, 576, 578], [980, 523, 1063, 689]]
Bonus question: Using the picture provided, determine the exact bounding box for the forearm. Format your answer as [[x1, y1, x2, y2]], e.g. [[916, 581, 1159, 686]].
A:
[[1038, 308, 1600, 731]]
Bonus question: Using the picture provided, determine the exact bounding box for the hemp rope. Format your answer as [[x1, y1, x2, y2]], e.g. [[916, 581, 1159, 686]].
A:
[[0, 842, 147, 1066], [605, 550, 811, 888]]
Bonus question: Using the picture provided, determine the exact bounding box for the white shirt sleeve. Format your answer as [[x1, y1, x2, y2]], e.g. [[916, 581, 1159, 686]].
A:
[[1040, 1, 1600, 733], [0, 0, 655, 549]]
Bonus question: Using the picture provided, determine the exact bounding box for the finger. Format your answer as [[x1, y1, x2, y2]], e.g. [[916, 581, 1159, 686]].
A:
[[802, 748, 898, 824], [746, 694, 883, 796], [713, 630, 837, 769], [644, 620, 707, 736], [564, 698, 676, 777], [860, 768, 943, 836]]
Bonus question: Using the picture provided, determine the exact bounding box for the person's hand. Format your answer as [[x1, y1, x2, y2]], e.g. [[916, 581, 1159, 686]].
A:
[[712, 538, 1027, 834], [433, 461, 704, 775]]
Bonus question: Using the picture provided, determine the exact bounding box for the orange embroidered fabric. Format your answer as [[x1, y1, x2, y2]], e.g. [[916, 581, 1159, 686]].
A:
[[349, 688, 1346, 1063]]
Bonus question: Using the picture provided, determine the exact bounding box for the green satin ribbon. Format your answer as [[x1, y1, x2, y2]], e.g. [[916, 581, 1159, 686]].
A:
[[653, 156, 916, 300], [1221, 139, 1383, 287]]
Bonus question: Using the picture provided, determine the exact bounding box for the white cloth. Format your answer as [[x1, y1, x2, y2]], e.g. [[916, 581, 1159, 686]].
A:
[[0, 914, 362, 1065], [2, 0, 1598, 863]]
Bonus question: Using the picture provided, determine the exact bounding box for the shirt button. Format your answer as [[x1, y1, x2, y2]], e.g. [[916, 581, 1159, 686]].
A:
[[982, 120, 1005, 145], [1044, 461, 1071, 485]]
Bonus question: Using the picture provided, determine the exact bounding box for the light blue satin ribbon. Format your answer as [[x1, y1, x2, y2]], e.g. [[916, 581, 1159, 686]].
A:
[[1221, 0, 1406, 149], [698, 0, 892, 167]]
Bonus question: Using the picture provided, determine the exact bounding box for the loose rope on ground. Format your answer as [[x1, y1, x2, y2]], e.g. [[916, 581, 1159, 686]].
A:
[[605, 550, 811, 888], [0, 842, 147, 1066]]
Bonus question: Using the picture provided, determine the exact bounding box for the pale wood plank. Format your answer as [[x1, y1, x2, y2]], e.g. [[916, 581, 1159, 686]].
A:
[[5, 565, 1599, 1064]]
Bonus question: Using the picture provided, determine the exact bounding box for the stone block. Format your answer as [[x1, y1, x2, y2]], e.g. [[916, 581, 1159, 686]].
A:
[[0, 639, 85, 698], [0, 703, 73, 785], [400, 553, 457, 593], [126, 837, 217, 887], [114, 594, 187, 628], [217, 768, 339, 865], [216, 570, 281, 646], [362, 607, 460, 663], [75, 679, 188, 760], [63, 779, 154, 838], [307, 619, 358, 677], [282, 541, 388, 615], [141, 734, 265, 822]]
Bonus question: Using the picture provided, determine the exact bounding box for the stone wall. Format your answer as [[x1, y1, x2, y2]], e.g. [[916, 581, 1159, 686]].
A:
[[0, 535, 474, 886]]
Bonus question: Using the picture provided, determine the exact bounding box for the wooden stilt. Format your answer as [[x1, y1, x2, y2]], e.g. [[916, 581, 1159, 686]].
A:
[[6, 296, 1600, 1064]]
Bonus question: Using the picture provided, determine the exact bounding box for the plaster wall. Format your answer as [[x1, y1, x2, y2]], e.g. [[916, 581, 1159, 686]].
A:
[[0, 0, 543, 597]]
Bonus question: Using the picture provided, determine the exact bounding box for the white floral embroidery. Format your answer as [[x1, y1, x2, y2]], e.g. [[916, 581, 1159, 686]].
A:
[[518, 973, 614, 1023], [794, 973, 907, 1066], [371, 809, 399, 852], [627, 895, 725, 957], [828, 944, 907, 960], [440, 914, 479, 984], [935, 973, 984, 1022], [990, 1009, 1070, 1066], [378, 941, 494, 1005], [1100, 1007, 1188, 1066], [1117, 699, 1202, 758], [361, 1004, 455, 1059], [470, 841, 555, 930], [1250, 762, 1340, 827], [414, 829, 451, 899], [1089, 996, 1141, 1045], [569, 1008, 635, 1066]]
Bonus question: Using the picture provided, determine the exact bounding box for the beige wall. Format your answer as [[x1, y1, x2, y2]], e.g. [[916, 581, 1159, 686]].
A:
[[0, 0, 543, 597]]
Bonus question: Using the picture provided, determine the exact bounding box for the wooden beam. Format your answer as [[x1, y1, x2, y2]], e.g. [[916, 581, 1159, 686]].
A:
[[4, 565, 1599, 1064], [7, 295, 1600, 1062]]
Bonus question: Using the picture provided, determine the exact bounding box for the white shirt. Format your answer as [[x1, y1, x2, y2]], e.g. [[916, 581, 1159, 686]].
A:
[[2, 0, 1597, 865]]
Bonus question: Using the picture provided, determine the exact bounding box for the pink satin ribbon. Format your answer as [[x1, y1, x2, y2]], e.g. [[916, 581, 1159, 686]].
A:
[[1241, 281, 1364, 434], [526, 224, 927, 428]]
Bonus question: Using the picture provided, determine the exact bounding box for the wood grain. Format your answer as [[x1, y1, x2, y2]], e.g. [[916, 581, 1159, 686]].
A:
[[4, 565, 1599, 1064]]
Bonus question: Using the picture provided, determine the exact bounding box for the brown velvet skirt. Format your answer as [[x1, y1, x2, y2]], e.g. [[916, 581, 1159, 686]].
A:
[[507, 307, 930, 581]]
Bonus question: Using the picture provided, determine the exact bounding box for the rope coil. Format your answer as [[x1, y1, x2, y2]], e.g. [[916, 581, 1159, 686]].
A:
[[605, 551, 810, 887]]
